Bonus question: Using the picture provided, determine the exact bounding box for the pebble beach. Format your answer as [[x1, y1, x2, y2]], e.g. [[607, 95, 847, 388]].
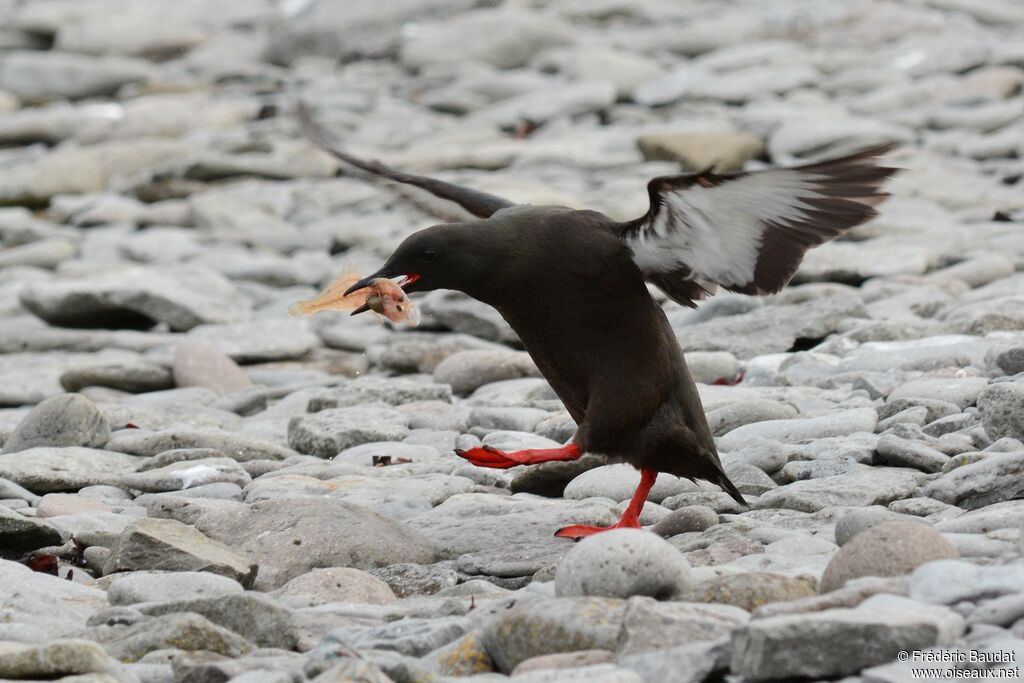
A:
[[0, 0, 1023, 681]]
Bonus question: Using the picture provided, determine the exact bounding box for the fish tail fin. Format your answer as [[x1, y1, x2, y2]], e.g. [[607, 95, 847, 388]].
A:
[[288, 301, 314, 317]]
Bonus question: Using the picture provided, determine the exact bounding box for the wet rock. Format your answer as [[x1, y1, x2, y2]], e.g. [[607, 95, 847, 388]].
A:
[[555, 529, 690, 600], [820, 520, 959, 592], [2, 394, 109, 453]]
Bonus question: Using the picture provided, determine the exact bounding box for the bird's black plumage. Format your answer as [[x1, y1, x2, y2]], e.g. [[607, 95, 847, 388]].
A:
[[297, 103, 897, 534]]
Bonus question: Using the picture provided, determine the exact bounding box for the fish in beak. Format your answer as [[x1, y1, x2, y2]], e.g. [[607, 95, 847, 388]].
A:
[[288, 266, 421, 326]]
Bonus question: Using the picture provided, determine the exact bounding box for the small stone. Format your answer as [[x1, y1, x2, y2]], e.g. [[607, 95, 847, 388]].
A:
[[0, 640, 112, 678], [719, 408, 878, 452], [107, 570, 244, 606], [994, 347, 1024, 376], [118, 457, 250, 493], [432, 349, 539, 395], [104, 517, 257, 586], [834, 507, 911, 546], [0, 447, 140, 492], [0, 51, 151, 102], [272, 567, 396, 607], [323, 616, 469, 657], [36, 493, 111, 517], [481, 597, 626, 673], [287, 407, 410, 458], [60, 362, 173, 394], [105, 428, 296, 461], [103, 612, 253, 662], [978, 382, 1024, 440], [731, 596, 964, 679], [888, 377, 990, 411], [820, 520, 959, 593], [20, 266, 245, 332], [401, 9, 573, 70], [2, 394, 109, 453], [512, 649, 613, 676], [172, 340, 252, 396], [0, 505, 63, 555], [140, 592, 300, 650], [555, 529, 690, 600], [369, 563, 459, 598], [679, 573, 817, 611], [616, 596, 749, 657], [921, 451, 1024, 509], [707, 400, 798, 437], [874, 434, 950, 473], [193, 498, 438, 590], [636, 131, 764, 172], [651, 506, 719, 537]]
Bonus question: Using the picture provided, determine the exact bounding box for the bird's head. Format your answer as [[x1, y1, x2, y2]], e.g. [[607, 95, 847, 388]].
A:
[[343, 222, 502, 306]]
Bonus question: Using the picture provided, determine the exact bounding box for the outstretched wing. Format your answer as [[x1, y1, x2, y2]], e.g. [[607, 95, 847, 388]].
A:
[[296, 101, 515, 219], [617, 145, 898, 307]]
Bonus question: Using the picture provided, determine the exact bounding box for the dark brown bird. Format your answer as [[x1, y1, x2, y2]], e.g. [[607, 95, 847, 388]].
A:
[[297, 102, 897, 539]]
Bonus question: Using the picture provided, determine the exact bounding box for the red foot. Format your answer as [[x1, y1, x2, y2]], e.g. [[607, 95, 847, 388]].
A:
[[454, 443, 580, 469], [555, 515, 643, 540], [554, 468, 658, 541]]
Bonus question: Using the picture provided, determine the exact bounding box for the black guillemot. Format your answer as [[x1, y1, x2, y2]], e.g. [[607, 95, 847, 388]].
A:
[[297, 102, 897, 539]]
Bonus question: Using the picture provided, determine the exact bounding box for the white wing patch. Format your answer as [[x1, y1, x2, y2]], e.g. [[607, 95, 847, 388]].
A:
[[627, 170, 820, 288]]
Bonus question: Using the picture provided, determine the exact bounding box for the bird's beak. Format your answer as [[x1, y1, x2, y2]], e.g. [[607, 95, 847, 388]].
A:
[[346, 271, 421, 316]]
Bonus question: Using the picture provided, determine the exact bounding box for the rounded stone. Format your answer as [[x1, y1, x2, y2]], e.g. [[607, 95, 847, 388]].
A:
[[272, 567, 396, 607], [978, 382, 1024, 441], [172, 339, 252, 396], [834, 506, 912, 546], [432, 349, 538, 395], [820, 520, 959, 593], [652, 506, 719, 537], [554, 528, 690, 600], [2, 394, 110, 453], [107, 570, 245, 606]]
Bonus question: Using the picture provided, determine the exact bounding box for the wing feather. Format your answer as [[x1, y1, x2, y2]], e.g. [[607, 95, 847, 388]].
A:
[[618, 145, 898, 306]]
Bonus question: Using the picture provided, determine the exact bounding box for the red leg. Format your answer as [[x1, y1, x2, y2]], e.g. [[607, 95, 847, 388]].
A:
[[454, 443, 581, 469], [555, 468, 658, 540]]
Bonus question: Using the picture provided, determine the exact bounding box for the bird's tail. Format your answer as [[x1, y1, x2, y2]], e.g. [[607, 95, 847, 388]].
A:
[[705, 451, 748, 507]]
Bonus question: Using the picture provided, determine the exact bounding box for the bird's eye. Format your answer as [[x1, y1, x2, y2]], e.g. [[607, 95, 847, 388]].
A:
[[421, 250, 438, 262]]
